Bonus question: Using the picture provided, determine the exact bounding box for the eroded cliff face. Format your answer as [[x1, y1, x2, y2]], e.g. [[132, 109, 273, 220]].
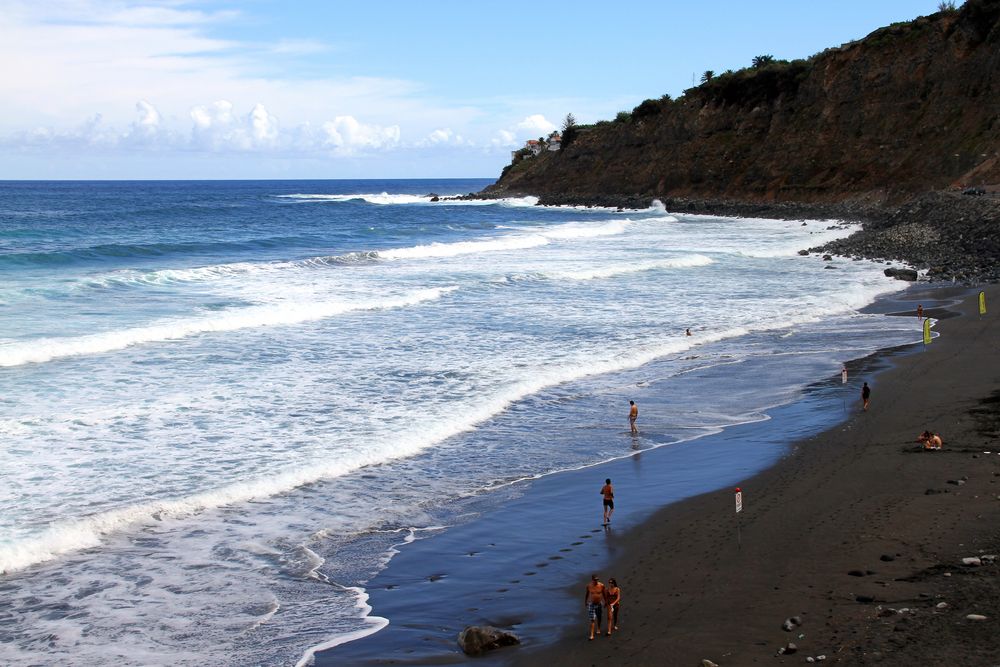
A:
[[490, 0, 1000, 204]]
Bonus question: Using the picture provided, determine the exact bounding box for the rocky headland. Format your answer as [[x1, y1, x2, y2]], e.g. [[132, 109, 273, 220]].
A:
[[476, 0, 1000, 283]]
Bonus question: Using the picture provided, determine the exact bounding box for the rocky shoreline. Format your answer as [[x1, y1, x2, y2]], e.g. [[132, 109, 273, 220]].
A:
[[459, 188, 1000, 284]]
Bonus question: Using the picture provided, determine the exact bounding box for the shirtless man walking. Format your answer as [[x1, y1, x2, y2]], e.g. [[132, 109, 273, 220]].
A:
[[584, 575, 605, 640], [628, 400, 638, 434], [600, 478, 615, 525]]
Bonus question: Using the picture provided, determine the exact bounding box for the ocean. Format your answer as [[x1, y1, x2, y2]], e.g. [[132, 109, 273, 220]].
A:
[[0, 179, 919, 665]]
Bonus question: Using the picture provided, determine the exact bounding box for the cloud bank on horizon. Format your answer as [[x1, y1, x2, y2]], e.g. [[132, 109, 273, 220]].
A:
[[0, 0, 944, 179]]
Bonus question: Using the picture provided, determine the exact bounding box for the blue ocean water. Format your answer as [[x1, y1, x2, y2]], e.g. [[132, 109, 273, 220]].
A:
[[0, 180, 919, 665]]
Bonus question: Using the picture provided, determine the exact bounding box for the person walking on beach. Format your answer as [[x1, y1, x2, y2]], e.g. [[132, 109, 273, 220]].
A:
[[628, 400, 638, 434], [917, 304, 923, 320], [605, 577, 621, 635], [584, 575, 605, 640], [861, 382, 871, 411], [600, 478, 615, 525]]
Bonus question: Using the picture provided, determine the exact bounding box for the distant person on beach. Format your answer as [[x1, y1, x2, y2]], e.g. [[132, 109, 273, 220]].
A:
[[628, 400, 638, 434], [917, 304, 924, 320], [601, 478, 615, 525], [918, 431, 943, 450], [861, 382, 871, 411], [585, 575, 606, 640], [686, 328, 691, 336], [605, 577, 621, 635]]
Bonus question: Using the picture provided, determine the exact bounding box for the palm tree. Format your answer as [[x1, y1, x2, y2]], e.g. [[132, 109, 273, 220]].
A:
[[700, 70, 715, 84], [752, 55, 775, 69]]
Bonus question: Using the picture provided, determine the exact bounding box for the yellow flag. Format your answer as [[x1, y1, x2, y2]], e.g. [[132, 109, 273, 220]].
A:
[[923, 318, 931, 345], [979, 290, 987, 315]]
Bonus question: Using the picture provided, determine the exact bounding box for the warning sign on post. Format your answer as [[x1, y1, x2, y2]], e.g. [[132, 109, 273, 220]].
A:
[[735, 487, 743, 513]]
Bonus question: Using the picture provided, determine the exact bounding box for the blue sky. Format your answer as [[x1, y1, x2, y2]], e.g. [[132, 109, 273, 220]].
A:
[[0, 0, 949, 180]]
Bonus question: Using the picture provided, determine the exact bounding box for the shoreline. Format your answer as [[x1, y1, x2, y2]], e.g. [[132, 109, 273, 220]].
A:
[[504, 284, 1000, 666], [317, 284, 997, 665]]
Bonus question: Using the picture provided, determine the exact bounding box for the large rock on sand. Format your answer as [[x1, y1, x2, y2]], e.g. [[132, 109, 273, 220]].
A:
[[457, 625, 520, 655], [884, 267, 918, 281]]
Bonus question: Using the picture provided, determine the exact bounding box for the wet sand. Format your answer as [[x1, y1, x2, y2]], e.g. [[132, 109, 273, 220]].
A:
[[505, 284, 1000, 666], [319, 285, 1000, 666]]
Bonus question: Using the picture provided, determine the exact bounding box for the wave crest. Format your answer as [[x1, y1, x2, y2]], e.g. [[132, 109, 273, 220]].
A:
[[0, 287, 456, 367]]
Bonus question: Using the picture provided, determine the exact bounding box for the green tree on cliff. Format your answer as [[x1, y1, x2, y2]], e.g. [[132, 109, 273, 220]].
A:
[[561, 113, 579, 149], [752, 54, 775, 69], [701, 70, 715, 83]]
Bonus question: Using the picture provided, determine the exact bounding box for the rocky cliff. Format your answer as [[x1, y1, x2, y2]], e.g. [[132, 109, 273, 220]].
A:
[[487, 0, 1000, 205]]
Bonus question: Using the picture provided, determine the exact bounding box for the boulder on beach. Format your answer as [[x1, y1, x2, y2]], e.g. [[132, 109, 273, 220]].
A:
[[884, 267, 918, 281], [457, 625, 520, 655]]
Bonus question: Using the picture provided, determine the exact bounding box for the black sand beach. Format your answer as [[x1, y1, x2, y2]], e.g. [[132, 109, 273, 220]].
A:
[[320, 284, 1000, 666]]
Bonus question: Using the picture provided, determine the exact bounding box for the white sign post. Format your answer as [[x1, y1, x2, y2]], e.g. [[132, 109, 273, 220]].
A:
[[734, 487, 743, 548], [841, 365, 848, 412]]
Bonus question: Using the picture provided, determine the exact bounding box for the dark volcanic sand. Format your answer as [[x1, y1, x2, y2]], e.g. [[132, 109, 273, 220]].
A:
[[505, 286, 1000, 666]]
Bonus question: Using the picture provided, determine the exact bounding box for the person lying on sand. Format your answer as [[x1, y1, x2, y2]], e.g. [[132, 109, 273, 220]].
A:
[[917, 430, 943, 450]]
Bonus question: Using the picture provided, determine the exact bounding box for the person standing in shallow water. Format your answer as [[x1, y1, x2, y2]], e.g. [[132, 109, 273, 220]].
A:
[[862, 382, 871, 411], [628, 400, 638, 434], [600, 478, 614, 525], [584, 575, 605, 640]]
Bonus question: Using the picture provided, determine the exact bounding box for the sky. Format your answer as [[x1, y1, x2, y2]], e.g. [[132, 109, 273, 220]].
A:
[[0, 0, 951, 180]]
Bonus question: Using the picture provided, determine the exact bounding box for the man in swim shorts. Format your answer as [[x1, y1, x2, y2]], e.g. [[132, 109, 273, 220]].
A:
[[584, 574, 605, 640], [862, 382, 871, 411], [628, 400, 638, 434], [601, 478, 614, 525]]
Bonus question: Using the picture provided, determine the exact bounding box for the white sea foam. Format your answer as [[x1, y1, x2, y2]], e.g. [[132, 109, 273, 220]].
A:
[[537, 218, 632, 239], [550, 254, 713, 281], [294, 586, 388, 667], [377, 234, 550, 260], [84, 262, 276, 288], [376, 218, 638, 262], [0, 287, 456, 367], [0, 286, 905, 575], [275, 193, 539, 207]]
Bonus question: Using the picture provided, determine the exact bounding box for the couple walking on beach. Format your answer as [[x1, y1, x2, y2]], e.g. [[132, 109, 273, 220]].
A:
[[584, 574, 621, 640]]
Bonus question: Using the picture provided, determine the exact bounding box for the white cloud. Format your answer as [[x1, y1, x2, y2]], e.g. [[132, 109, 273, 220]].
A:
[[489, 115, 558, 148], [0, 1, 577, 173], [249, 103, 279, 144], [417, 128, 470, 147], [321, 116, 400, 150], [134, 100, 161, 129], [515, 114, 557, 135]]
